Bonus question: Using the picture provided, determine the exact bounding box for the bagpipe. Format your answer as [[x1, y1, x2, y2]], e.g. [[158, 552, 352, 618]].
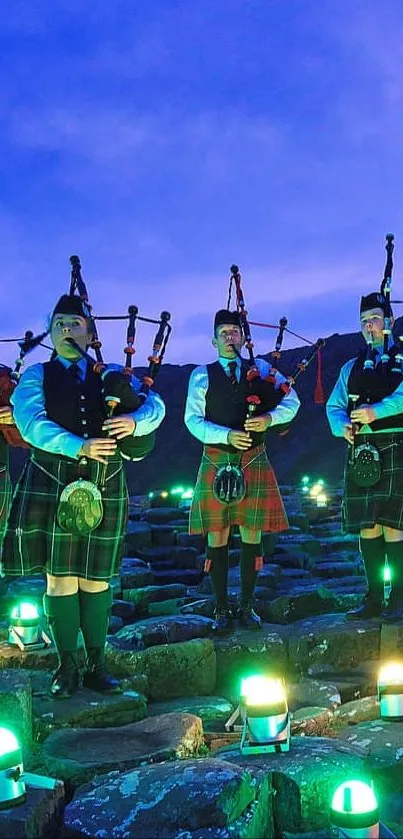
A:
[[65, 254, 171, 461], [0, 255, 171, 459], [226, 264, 325, 435], [0, 330, 49, 447]]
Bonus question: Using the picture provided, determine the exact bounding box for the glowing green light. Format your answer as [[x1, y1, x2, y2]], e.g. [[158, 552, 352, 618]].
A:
[[241, 675, 286, 706], [301, 476, 310, 484], [0, 728, 20, 757], [317, 478, 325, 486], [384, 565, 392, 583], [148, 491, 154, 499], [170, 486, 185, 495], [331, 780, 377, 815], [11, 602, 39, 621], [181, 489, 194, 499], [302, 485, 309, 493]]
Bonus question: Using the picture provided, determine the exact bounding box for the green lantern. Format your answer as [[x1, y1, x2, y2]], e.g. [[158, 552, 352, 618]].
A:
[[330, 780, 379, 837], [0, 728, 26, 809]]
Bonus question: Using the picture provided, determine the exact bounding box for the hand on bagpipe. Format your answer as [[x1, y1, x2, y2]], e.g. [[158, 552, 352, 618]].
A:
[[68, 255, 171, 460], [0, 330, 50, 447], [227, 264, 325, 436]]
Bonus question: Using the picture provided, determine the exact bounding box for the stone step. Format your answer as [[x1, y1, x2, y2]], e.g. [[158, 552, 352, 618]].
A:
[[313, 561, 361, 578], [151, 568, 202, 586], [112, 614, 214, 649]]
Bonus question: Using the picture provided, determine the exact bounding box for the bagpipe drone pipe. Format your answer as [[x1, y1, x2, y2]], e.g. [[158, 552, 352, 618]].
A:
[[0, 330, 49, 447], [227, 264, 325, 436]]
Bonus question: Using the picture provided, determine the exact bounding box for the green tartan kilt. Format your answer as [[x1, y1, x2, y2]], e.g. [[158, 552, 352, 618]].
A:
[[1, 451, 128, 580], [189, 443, 289, 534], [0, 464, 12, 545], [342, 432, 403, 534]]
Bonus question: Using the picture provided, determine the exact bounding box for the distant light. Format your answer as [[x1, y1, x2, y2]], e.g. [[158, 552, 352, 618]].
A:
[[383, 564, 392, 583], [302, 485, 309, 494], [148, 491, 154, 499], [317, 478, 325, 487], [301, 475, 310, 485], [378, 662, 403, 720], [316, 493, 328, 508], [0, 727, 26, 808], [309, 483, 322, 498], [330, 780, 378, 836], [160, 491, 168, 499], [181, 489, 194, 499], [170, 486, 184, 495]]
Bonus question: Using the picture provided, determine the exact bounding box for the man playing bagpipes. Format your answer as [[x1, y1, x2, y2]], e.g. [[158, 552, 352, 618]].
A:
[[185, 307, 300, 634], [1, 292, 165, 698], [326, 235, 403, 623]]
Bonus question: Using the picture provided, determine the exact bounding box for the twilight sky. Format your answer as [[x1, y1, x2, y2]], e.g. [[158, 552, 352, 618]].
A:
[[1, 0, 403, 370]]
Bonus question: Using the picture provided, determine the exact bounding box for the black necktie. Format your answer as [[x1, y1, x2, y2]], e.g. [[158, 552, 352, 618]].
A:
[[227, 361, 238, 388], [68, 362, 81, 382]]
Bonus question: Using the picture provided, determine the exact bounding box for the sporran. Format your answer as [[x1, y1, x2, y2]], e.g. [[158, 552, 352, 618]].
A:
[[349, 442, 381, 488], [57, 478, 104, 534], [213, 463, 246, 504]]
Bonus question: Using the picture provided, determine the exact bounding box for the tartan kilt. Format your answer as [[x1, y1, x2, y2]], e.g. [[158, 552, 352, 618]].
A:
[[189, 443, 288, 534], [1, 451, 128, 580], [342, 432, 403, 534], [0, 464, 12, 545]]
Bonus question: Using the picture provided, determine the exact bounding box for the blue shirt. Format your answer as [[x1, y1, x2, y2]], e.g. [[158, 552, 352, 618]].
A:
[[185, 356, 300, 445], [11, 357, 166, 459], [326, 348, 403, 437]]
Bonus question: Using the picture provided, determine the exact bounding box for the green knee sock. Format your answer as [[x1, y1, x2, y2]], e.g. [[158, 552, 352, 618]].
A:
[[206, 545, 229, 607], [359, 536, 385, 600], [240, 542, 262, 605], [43, 592, 80, 662], [79, 587, 113, 657], [385, 542, 403, 596]]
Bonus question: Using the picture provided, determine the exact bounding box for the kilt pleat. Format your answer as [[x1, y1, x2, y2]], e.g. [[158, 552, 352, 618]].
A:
[[0, 465, 11, 544], [189, 444, 288, 533], [343, 432, 403, 534], [1, 452, 128, 580]]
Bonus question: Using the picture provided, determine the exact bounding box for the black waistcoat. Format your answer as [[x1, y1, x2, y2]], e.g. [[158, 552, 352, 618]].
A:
[[347, 346, 403, 431], [205, 361, 265, 451], [42, 359, 106, 439]]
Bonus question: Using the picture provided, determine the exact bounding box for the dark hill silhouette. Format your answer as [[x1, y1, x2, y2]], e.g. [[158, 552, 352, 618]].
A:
[[9, 319, 403, 493]]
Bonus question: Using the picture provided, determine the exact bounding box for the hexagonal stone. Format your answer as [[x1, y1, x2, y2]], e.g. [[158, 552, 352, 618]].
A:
[[106, 637, 217, 700], [62, 758, 273, 839], [337, 718, 403, 793], [43, 713, 204, 787], [147, 696, 234, 731], [112, 614, 214, 649], [215, 736, 370, 835], [33, 676, 147, 741], [0, 778, 65, 839], [288, 614, 380, 676]]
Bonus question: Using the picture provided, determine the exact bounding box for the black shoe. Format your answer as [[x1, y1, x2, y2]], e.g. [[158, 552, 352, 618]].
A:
[[212, 605, 234, 635], [382, 592, 403, 623], [51, 652, 79, 699], [238, 602, 262, 630], [346, 593, 382, 621], [82, 648, 121, 694]]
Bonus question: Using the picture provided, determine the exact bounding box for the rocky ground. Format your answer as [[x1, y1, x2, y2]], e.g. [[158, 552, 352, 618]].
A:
[[1, 486, 403, 838]]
